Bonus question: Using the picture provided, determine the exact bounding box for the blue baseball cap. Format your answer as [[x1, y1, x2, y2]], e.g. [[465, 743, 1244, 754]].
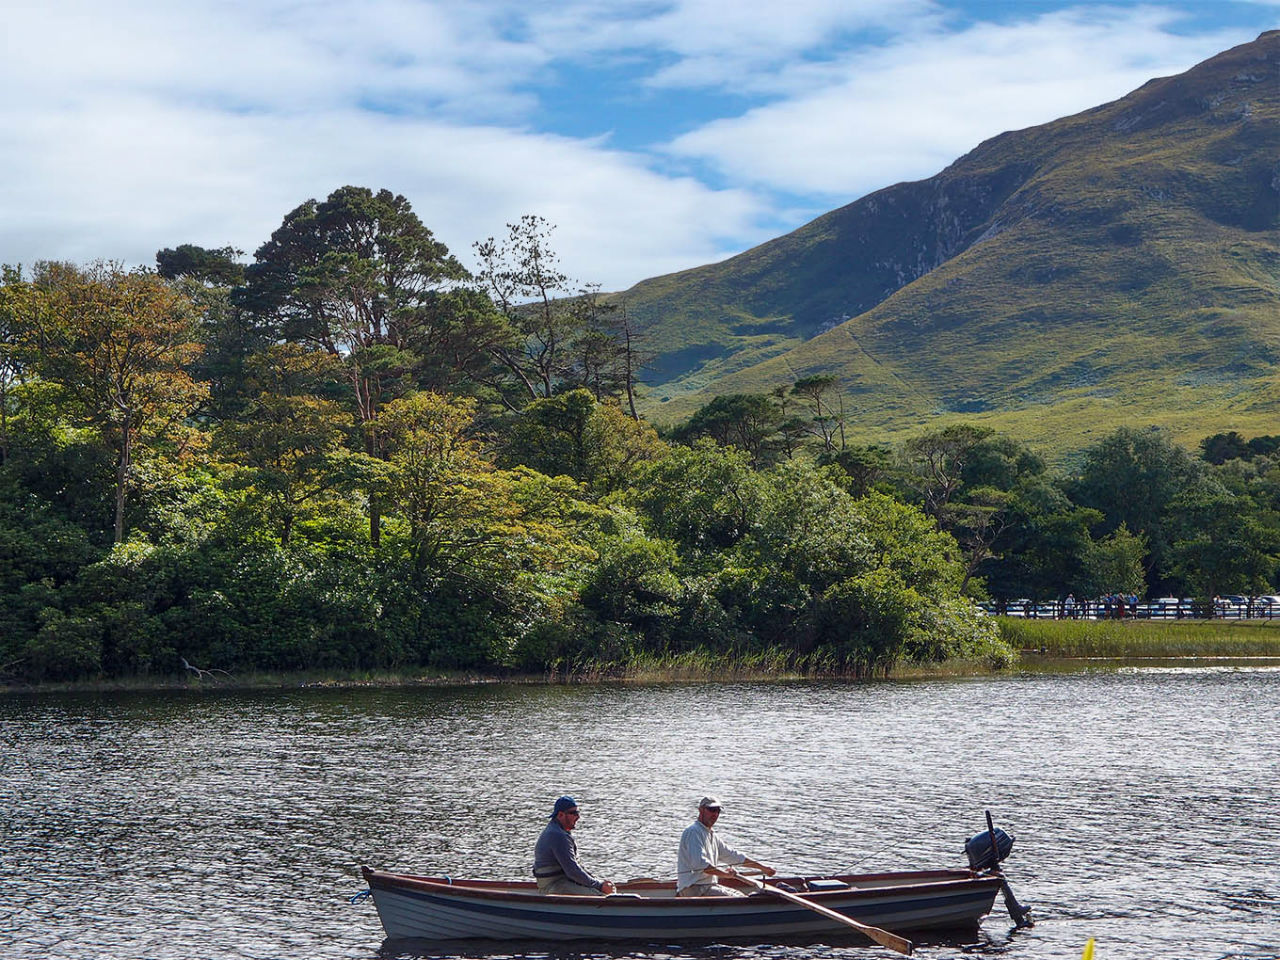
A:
[[551, 795, 579, 818]]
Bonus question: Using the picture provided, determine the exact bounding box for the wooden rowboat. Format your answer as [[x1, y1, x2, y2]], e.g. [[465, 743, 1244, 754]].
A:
[[360, 865, 1003, 944]]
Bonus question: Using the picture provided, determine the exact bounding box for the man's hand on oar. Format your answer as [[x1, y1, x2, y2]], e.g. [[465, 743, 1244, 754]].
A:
[[717, 861, 774, 882]]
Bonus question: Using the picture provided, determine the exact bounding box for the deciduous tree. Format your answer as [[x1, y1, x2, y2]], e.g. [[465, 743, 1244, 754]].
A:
[[379, 392, 595, 621], [24, 263, 207, 542], [474, 215, 585, 403], [239, 186, 468, 543], [1080, 523, 1148, 598], [792, 374, 845, 451], [214, 346, 354, 546], [0, 266, 34, 464], [629, 440, 765, 560], [677, 393, 782, 467], [1166, 487, 1277, 598], [900, 423, 995, 520], [1070, 427, 1204, 588]]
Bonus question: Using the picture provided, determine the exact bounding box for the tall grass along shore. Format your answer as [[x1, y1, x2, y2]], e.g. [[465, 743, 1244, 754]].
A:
[[998, 617, 1280, 658], [8, 621, 1279, 694]]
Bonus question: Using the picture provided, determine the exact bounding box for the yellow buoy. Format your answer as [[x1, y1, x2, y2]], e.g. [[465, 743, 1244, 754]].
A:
[[1082, 938, 1096, 960]]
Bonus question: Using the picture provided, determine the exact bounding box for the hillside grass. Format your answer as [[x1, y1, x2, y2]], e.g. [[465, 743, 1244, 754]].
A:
[[998, 617, 1280, 658], [628, 33, 1280, 457]]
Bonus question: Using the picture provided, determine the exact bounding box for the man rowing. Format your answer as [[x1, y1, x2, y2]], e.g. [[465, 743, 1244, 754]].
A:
[[676, 795, 775, 896], [533, 795, 616, 895]]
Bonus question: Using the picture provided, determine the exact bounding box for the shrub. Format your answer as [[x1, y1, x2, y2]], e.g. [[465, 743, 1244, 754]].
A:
[[25, 610, 103, 681]]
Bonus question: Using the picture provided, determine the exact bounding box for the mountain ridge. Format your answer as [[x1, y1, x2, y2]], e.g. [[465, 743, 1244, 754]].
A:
[[618, 30, 1280, 455]]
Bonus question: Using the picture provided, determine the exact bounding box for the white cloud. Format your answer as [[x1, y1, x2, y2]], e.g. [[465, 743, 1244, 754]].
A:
[[524, 0, 939, 91], [0, 91, 764, 289], [665, 8, 1256, 199], [1, 0, 543, 119], [0, 0, 770, 289], [0, 0, 1272, 292]]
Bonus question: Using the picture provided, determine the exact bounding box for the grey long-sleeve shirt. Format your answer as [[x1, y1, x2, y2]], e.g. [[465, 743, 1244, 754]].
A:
[[533, 819, 604, 890]]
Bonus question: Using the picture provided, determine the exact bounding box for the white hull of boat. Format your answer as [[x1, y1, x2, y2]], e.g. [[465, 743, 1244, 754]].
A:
[[361, 867, 1002, 943]]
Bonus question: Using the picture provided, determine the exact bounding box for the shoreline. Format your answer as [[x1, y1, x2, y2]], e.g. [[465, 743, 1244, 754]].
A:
[[5, 651, 1278, 695]]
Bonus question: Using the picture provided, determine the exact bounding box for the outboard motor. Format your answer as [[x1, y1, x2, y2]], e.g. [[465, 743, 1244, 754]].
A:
[[969, 812, 1033, 929], [964, 826, 1014, 871]]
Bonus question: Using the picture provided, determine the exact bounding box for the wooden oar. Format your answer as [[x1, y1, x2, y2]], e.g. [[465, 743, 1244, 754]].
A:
[[733, 873, 914, 955]]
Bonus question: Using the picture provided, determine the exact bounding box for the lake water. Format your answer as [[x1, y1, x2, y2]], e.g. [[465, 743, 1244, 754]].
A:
[[2, 670, 1277, 960]]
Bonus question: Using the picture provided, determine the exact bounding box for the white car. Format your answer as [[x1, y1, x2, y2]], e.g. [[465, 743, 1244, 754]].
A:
[[1005, 598, 1033, 617], [1143, 597, 1192, 618], [1253, 596, 1280, 617]]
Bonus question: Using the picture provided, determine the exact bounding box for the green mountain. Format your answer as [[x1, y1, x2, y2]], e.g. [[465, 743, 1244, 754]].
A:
[[624, 31, 1280, 455]]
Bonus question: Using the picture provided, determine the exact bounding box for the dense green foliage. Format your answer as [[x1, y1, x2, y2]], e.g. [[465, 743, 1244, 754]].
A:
[[8, 156, 1280, 685], [8, 40, 1276, 686], [1, 198, 1017, 685], [617, 33, 1280, 455], [668, 396, 1280, 605]]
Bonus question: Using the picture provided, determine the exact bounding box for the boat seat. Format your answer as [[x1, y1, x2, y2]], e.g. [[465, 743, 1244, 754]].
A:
[[805, 879, 850, 892]]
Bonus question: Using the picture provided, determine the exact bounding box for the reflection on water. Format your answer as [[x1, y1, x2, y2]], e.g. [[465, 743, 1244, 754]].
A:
[[2, 671, 1277, 960]]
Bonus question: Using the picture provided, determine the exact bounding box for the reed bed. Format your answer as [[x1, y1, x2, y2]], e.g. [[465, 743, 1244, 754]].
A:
[[12, 623, 1280, 694], [551, 648, 854, 683], [549, 647, 1016, 682], [998, 617, 1280, 658]]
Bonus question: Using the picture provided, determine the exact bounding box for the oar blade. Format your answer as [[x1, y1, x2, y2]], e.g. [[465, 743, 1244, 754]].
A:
[[741, 875, 913, 955]]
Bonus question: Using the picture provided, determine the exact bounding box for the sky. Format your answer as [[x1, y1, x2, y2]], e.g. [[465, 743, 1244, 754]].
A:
[[1, 1, 1276, 291]]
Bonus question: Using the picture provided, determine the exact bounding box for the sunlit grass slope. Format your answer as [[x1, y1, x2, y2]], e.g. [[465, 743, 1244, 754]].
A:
[[621, 32, 1280, 457]]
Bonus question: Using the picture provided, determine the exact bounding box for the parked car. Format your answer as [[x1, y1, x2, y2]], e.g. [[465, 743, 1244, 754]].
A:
[[1214, 595, 1248, 618], [1253, 595, 1280, 617], [997, 598, 1033, 617], [1146, 596, 1193, 618]]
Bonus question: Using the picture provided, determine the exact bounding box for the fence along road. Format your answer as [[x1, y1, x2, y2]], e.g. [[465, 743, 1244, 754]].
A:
[[983, 597, 1280, 620]]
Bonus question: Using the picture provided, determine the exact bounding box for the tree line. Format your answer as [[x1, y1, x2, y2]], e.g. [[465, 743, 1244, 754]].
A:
[[1, 185, 1272, 684], [681, 407, 1280, 606]]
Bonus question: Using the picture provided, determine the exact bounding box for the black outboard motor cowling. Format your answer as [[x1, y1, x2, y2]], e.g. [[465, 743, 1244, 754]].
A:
[[964, 827, 1014, 871]]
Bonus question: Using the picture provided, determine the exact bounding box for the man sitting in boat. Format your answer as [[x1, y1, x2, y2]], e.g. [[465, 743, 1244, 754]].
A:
[[533, 795, 617, 896], [676, 796, 775, 896]]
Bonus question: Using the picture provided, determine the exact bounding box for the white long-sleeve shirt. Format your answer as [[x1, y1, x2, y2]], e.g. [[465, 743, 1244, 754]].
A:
[[676, 819, 747, 892]]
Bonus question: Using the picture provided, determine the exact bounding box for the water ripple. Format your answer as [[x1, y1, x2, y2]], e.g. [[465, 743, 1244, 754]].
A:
[[3, 671, 1277, 959]]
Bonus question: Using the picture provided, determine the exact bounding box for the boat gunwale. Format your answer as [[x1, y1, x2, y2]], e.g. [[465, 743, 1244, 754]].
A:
[[361, 866, 999, 909]]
